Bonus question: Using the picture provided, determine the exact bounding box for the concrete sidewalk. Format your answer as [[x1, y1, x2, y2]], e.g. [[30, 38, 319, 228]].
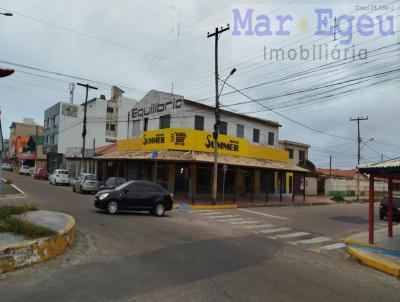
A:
[[345, 225, 400, 277]]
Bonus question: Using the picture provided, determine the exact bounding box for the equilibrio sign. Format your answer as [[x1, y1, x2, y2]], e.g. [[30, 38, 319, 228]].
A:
[[131, 99, 183, 119]]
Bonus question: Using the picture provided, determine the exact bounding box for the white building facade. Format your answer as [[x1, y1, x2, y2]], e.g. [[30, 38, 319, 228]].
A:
[[128, 90, 280, 147], [43, 86, 136, 173]]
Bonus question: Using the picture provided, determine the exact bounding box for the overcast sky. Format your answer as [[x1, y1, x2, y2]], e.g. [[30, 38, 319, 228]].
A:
[[0, 0, 399, 168]]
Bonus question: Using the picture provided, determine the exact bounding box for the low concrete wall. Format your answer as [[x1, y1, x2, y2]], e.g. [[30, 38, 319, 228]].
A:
[[0, 212, 75, 274]]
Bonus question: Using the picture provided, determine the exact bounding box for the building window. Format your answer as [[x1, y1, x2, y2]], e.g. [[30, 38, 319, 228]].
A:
[[144, 118, 148, 131], [268, 132, 275, 146], [253, 128, 260, 143], [132, 120, 140, 137], [236, 124, 244, 138], [299, 150, 306, 161], [54, 114, 59, 128], [106, 123, 116, 131], [159, 115, 170, 129], [219, 121, 227, 135], [287, 148, 294, 159], [107, 107, 114, 113], [194, 115, 204, 131]]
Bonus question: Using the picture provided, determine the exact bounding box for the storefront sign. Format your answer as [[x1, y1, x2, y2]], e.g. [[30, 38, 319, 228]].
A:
[[117, 128, 289, 161], [131, 99, 183, 119]]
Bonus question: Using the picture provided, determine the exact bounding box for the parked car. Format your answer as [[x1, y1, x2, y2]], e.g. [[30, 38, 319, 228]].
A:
[[95, 180, 173, 216], [49, 169, 70, 186], [34, 168, 50, 180], [97, 177, 127, 192], [18, 165, 31, 176], [73, 173, 100, 194], [379, 196, 400, 221], [2, 163, 12, 171]]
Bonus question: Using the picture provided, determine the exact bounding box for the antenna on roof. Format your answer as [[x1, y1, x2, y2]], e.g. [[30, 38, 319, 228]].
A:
[[171, 82, 174, 95], [69, 83, 76, 104]]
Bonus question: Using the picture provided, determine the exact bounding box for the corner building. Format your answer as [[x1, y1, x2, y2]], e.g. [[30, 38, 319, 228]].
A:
[[96, 90, 308, 203]]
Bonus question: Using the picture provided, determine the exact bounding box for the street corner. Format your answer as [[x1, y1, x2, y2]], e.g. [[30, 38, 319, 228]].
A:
[[344, 225, 400, 277], [0, 178, 24, 200], [0, 210, 76, 274]]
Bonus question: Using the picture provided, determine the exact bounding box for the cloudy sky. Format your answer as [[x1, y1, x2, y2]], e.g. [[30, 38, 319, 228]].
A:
[[0, 0, 399, 168]]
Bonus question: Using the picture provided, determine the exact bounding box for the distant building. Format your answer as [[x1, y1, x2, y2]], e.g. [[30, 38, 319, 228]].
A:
[[317, 168, 387, 196], [278, 140, 310, 164], [8, 118, 44, 161], [43, 86, 136, 172], [17, 135, 46, 169]]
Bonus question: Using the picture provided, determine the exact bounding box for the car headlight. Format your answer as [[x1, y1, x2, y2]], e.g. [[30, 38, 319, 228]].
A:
[[99, 193, 109, 201]]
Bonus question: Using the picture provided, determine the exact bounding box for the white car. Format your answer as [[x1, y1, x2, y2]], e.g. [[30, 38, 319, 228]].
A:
[[49, 169, 70, 186], [18, 165, 31, 176]]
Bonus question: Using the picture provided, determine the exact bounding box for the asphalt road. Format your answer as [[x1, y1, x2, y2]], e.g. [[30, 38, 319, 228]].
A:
[[0, 171, 399, 302]]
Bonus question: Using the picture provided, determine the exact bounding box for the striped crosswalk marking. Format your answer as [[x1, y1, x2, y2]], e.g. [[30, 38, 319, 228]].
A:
[[217, 218, 244, 222], [296, 237, 331, 244], [257, 227, 291, 234], [236, 224, 274, 229], [196, 212, 224, 216], [276, 232, 310, 239], [230, 220, 260, 225], [320, 243, 346, 250], [205, 215, 235, 219]]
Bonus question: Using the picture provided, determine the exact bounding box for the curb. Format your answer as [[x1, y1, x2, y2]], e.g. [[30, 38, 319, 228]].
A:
[[0, 178, 25, 199], [344, 234, 400, 252], [190, 204, 238, 210], [347, 246, 400, 277], [0, 212, 76, 274]]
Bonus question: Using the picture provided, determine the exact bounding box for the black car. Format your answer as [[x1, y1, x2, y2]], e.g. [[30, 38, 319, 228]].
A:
[[95, 180, 173, 216], [97, 177, 127, 192], [379, 196, 400, 221]]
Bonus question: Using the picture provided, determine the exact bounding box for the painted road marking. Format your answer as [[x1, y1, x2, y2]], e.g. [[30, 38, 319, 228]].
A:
[[205, 215, 235, 219], [230, 220, 260, 225], [320, 243, 346, 250], [276, 232, 310, 239], [217, 218, 244, 222], [235, 224, 275, 229], [257, 227, 291, 234], [196, 212, 224, 216], [296, 237, 331, 244], [238, 209, 289, 220]]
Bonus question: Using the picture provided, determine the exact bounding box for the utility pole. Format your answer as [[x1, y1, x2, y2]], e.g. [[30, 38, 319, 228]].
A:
[[207, 24, 230, 205], [77, 83, 98, 173], [381, 153, 384, 162], [350, 116, 368, 201], [329, 155, 332, 177]]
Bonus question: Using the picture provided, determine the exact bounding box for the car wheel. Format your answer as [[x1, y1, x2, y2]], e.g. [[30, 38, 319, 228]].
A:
[[79, 186, 84, 194], [106, 200, 119, 215], [154, 204, 165, 217], [379, 213, 385, 220], [72, 185, 76, 192]]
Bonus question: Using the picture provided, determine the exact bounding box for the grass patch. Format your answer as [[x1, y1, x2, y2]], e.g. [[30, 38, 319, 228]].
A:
[[0, 203, 56, 238]]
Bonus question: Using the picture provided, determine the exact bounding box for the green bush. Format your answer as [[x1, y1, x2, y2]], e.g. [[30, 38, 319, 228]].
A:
[[0, 203, 38, 221], [331, 195, 345, 202]]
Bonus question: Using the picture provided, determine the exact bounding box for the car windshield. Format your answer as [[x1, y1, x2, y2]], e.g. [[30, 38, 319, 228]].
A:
[[39, 169, 48, 173], [85, 175, 97, 181], [115, 181, 133, 191], [22, 166, 29, 169], [57, 170, 68, 174]]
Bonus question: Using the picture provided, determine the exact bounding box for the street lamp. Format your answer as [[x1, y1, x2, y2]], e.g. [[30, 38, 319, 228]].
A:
[[211, 67, 236, 205], [0, 12, 13, 16]]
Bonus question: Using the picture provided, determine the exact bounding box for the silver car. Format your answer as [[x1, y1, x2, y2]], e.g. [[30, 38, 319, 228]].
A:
[[72, 173, 99, 194]]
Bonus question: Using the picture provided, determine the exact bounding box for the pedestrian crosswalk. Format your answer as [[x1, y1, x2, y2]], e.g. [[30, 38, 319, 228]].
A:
[[190, 209, 347, 254]]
